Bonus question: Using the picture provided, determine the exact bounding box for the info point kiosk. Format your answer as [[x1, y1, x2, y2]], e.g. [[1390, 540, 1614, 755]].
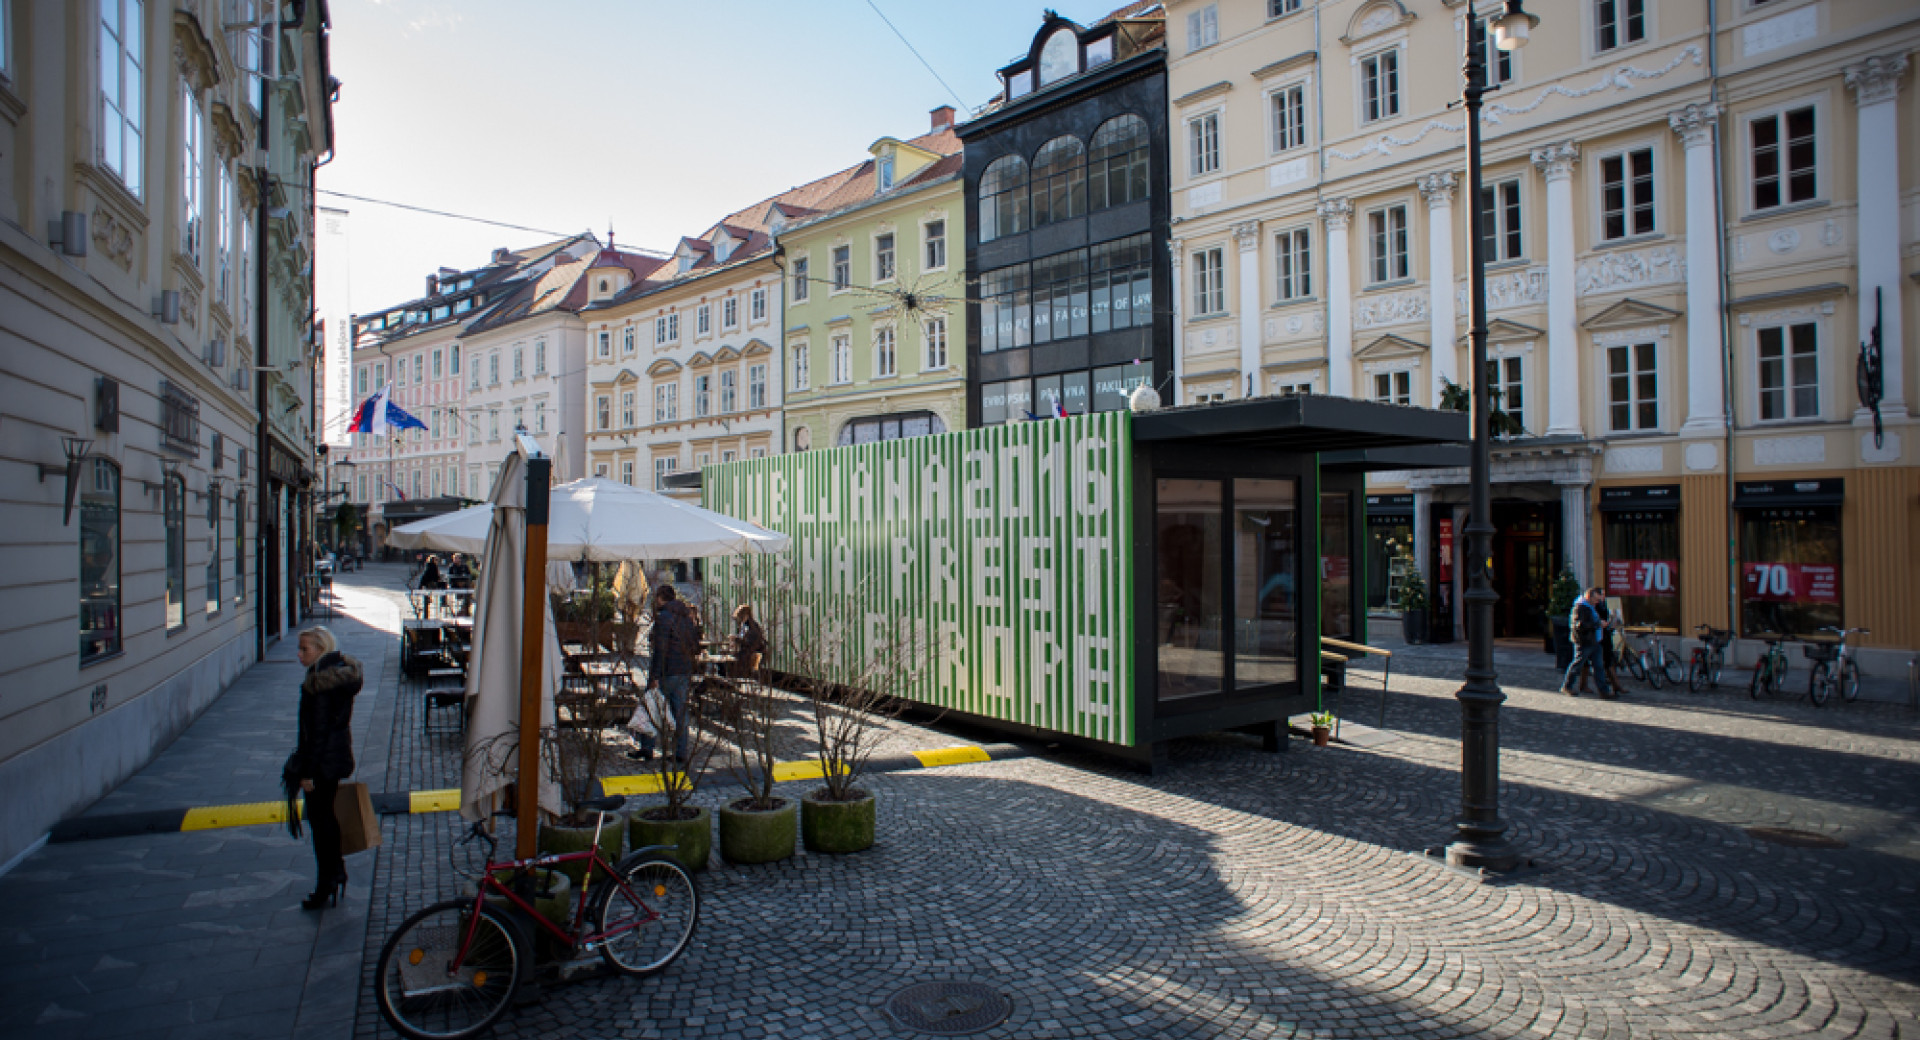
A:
[[702, 397, 1468, 770]]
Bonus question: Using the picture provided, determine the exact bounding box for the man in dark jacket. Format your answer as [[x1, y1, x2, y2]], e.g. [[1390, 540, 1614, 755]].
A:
[[1561, 587, 1615, 699], [637, 585, 702, 761]]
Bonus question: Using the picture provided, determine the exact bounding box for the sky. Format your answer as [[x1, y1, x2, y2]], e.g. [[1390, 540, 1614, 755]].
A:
[[319, 0, 1130, 315]]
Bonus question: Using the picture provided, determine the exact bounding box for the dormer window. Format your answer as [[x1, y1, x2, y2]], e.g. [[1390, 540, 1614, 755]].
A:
[[1085, 36, 1114, 68], [1039, 28, 1079, 86], [599, 279, 609, 294], [678, 255, 693, 274], [1008, 70, 1033, 99], [877, 156, 895, 192]]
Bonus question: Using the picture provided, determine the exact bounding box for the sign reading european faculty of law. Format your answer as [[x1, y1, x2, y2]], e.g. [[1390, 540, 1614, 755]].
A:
[[704, 412, 1136, 746]]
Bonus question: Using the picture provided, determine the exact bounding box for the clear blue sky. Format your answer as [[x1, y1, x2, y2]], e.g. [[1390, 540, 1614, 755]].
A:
[[320, 0, 1128, 314]]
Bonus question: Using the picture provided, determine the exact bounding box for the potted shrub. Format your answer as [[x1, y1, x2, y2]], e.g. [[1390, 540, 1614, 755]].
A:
[[795, 605, 923, 855], [536, 693, 629, 886], [1546, 566, 1582, 670], [625, 672, 721, 874], [1397, 557, 1430, 645], [715, 672, 796, 865], [1309, 711, 1335, 747]]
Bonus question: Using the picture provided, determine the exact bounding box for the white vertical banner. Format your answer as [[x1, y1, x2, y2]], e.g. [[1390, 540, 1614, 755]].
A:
[[317, 206, 353, 447]]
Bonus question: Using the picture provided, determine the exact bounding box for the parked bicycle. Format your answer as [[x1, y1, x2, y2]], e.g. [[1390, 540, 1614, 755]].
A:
[[1805, 626, 1869, 708], [1749, 633, 1793, 700], [1622, 624, 1682, 689], [1687, 625, 1733, 691], [374, 795, 698, 1040]]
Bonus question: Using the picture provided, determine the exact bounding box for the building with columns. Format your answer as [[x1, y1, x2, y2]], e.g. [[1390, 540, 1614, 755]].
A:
[[1163, 0, 1917, 663]]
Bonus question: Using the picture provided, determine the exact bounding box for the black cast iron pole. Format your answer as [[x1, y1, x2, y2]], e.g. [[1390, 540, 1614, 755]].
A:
[[1446, 5, 1519, 872]]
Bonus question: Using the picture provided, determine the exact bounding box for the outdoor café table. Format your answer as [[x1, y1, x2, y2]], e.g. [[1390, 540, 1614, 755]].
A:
[[697, 652, 735, 677]]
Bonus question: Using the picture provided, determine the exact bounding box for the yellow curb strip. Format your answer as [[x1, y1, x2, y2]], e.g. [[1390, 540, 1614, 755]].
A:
[[772, 760, 827, 783], [410, 789, 462, 813], [913, 745, 992, 768], [182, 800, 293, 831], [599, 774, 669, 796]]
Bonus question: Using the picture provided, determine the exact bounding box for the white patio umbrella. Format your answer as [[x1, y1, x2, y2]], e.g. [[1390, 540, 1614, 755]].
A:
[[545, 559, 578, 594], [389, 477, 790, 560], [460, 451, 565, 823]]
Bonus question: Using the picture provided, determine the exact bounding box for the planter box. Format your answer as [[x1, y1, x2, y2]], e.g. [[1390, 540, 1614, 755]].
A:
[[629, 805, 711, 873], [801, 789, 875, 854], [719, 797, 796, 865]]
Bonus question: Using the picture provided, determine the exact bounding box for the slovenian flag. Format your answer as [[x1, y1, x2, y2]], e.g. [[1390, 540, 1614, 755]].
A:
[[349, 385, 426, 436]]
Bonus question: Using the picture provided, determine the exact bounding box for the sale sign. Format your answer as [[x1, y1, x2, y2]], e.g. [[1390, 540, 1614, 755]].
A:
[[1742, 562, 1839, 603], [1608, 559, 1678, 597]]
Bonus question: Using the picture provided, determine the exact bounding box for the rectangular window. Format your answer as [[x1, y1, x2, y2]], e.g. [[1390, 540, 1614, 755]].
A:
[[534, 340, 546, 374], [1601, 148, 1656, 240], [621, 328, 634, 355], [750, 287, 767, 321], [655, 314, 678, 344], [1604, 508, 1682, 632], [182, 85, 203, 259], [1274, 228, 1312, 301], [215, 165, 233, 303], [1089, 233, 1154, 335], [596, 395, 610, 431], [654, 457, 678, 489], [469, 410, 480, 444], [1192, 246, 1226, 315], [1269, 0, 1301, 14], [749, 364, 767, 408], [1739, 503, 1841, 637], [793, 257, 810, 301], [80, 459, 121, 661], [1368, 205, 1410, 283], [722, 295, 738, 328], [1361, 50, 1400, 124], [720, 369, 738, 412], [1157, 478, 1225, 699], [1607, 342, 1659, 431], [1372, 370, 1413, 406], [100, 0, 145, 195], [621, 390, 636, 427], [875, 233, 896, 282], [1757, 322, 1819, 420], [1188, 112, 1220, 176], [1480, 179, 1523, 262], [1595, 0, 1646, 53], [696, 304, 710, 336], [1270, 83, 1307, 153], [924, 221, 946, 269], [413, 355, 423, 383], [450, 345, 460, 374], [489, 352, 500, 385], [832, 334, 851, 384], [164, 476, 186, 630], [875, 328, 896, 377], [979, 264, 1032, 352], [512, 347, 524, 380], [535, 401, 547, 433], [620, 460, 634, 486], [1751, 106, 1816, 211], [832, 246, 851, 290], [1186, 4, 1218, 51], [489, 408, 501, 440], [357, 367, 368, 395], [792, 342, 810, 390], [432, 349, 443, 379], [694, 374, 711, 417], [1489, 355, 1525, 431], [924, 317, 948, 369]]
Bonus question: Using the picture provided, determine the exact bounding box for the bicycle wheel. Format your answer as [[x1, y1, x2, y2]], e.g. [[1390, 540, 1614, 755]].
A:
[[1708, 649, 1724, 688], [1688, 652, 1707, 692], [591, 853, 699, 978], [376, 899, 528, 1040], [1625, 650, 1648, 683], [1808, 661, 1831, 708], [1660, 649, 1683, 687], [1749, 661, 1767, 699], [1642, 651, 1663, 689], [1841, 659, 1862, 703], [1767, 660, 1786, 698]]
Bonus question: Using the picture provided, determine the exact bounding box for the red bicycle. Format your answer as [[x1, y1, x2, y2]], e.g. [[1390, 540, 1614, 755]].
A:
[[374, 795, 698, 1040]]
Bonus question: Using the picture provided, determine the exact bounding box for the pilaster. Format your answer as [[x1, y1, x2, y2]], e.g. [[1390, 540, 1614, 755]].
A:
[[1530, 142, 1582, 438], [1233, 220, 1263, 398], [1319, 199, 1354, 398], [1168, 238, 1187, 404], [1845, 54, 1909, 420], [1419, 172, 1459, 401], [1668, 104, 1726, 438]]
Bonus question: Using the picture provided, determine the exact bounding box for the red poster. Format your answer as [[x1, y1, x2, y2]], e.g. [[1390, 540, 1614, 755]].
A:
[[1607, 559, 1679, 597], [1437, 519, 1454, 581], [1742, 562, 1839, 603], [1324, 555, 1351, 583]]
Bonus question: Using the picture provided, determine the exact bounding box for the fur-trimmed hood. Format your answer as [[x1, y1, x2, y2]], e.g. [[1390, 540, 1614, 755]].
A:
[[303, 651, 363, 698]]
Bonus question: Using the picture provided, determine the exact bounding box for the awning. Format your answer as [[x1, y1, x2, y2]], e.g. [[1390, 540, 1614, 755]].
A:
[[1132, 396, 1469, 453], [1598, 484, 1681, 511], [1733, 478, 1844, 508]]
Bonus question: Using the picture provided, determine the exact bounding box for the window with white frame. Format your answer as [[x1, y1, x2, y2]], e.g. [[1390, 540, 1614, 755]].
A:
[[654, 382, 679, 421], [696, 304, 710, 336], [621, 327, 634, 355], [1599, 148, 1656, 240], [593, 463, 607, 479], [722, 295, 738, 329], [1360, 49, 1401, 124], [489, 352, 500, 385], [924, 317, 948, 369], [1750, 106, 1816, 212], [832, 246, 851, 290], [182, 85, 203, 260], [215, 165, 233, 304], [451, 345, 460, 375], [1756, 322, 1818, 420], [621, 460, 634, 486], [720, 369, 738, 412], [432, 349, 443, 379], [1372, 370, 1413, 406], [694, 374, 711, 417], [1488, 354, 1526, 433], [468, 410, 481, 444], [1274, 227, 1312, 301], [534, 340, 547, 374], [877, 155, 894, 192], [414, 355, 423, 383], [1271, 377, 1315, 395], [535, 401, 547, 433], [924, 220, 946, 270], [750, 447, 766, 459], [470, 362, 482, 390], [512, 346, 524, 380], [1594, 0, 1646, 53], [511, 404, 525, 433], [749, 363, 767, 408], [100, 0, 145, 194], [1481, 179, 1523, 262], [792, 258, 810, 301], [1478, 17, 1515, 84], [1606, 341, 1659, 432], [1368, 205, 1410, 283], [831, 334, 851, 384], [1192, 246, 1226, 315], [489, 408, 502, 440], [595, 395, 610, 431], [750, 287, 767, 322], [655, 313, 678, 344], [875, 233, 896, 282], [1269, 0, 1301, 15], [597, 331, 611, 358], [791, 341, 810, 390], [875, 327, 896, 377], [621, 390, 636, 427], [1188, 112, 1220, 177], [1186, 4, 1218, 51], [1270, 83, 1307, 153], [654, 457, 677, 489]]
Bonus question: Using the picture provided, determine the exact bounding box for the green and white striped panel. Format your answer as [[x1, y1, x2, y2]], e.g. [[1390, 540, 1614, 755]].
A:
[[704, 412, 1135, 746]]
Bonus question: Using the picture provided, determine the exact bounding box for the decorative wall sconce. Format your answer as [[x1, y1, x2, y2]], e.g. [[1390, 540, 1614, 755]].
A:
[[39, 435, 94, 526], [153, 290, 180, 325], [47, 211, 88, 257]]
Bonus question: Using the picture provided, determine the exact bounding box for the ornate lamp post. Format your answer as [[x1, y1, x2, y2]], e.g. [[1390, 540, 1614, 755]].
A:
[[1446, 0, 1536, 873]]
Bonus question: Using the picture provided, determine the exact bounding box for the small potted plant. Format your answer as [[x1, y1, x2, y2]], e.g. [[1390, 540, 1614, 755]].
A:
[[797, 605, 924, 855], [1546, 566, 1582, 670], [1397, 556, 1430, 645], [1309, 711, 1336, 747]]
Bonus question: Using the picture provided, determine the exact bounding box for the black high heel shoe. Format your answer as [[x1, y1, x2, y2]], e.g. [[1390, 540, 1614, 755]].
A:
[[301, 874, 347, 911]]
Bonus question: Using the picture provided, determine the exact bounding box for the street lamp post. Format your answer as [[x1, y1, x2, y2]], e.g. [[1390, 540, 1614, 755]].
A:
[[1445, 0, 1536, 873]]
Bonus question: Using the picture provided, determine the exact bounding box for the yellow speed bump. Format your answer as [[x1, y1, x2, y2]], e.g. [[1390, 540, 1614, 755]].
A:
[[409, 789, 462, 814], [182, 800, 292, 831], [600, 773, 669, 796], [912, 745, 991, 769]]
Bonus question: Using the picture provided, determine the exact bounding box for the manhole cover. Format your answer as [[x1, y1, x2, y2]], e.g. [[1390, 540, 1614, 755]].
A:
[[885, 981, 1013, 1035], [1746, 826, 1847, 849]]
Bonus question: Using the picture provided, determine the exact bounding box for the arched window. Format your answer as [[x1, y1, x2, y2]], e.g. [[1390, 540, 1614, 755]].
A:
[[1090, 114, 1151, 211], [205, 484, 221, 613], [80, 459, 122, 662], [978, 155, 1029, 243], [164, 474, 187, 630], [234, 490, 247, 592], [1030, 135, 1086, 227]]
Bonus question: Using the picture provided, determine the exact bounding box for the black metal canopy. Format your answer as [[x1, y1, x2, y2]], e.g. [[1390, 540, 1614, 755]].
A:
[[1131, 395, 1470, 454]]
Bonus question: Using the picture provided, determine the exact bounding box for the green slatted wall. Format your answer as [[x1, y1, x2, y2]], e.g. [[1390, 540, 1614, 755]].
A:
[[703, 412, 1137, 746]]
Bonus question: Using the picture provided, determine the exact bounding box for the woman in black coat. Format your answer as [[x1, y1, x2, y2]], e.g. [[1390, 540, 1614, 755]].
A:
[[287, 626, 362, 910]]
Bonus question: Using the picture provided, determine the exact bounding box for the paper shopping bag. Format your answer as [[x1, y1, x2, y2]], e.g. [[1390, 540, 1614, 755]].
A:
[[335, 781, 382, 855]]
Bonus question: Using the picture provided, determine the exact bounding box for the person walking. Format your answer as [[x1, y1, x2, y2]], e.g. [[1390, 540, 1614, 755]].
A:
[[284, 625, 362, 910], [731, 603, 766, 680], [636, 585, 702, 762], [1561, 587, 1615, 699]]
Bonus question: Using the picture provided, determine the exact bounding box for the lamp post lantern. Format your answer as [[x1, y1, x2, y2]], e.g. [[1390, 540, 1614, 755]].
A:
[[1445, 0, 1534, 873]]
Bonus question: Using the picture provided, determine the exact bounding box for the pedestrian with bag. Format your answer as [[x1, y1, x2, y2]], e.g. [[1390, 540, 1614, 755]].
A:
[[1561, 587, 1616, 699], [282, 625, 362, 910], [636, 584, 702, 762]]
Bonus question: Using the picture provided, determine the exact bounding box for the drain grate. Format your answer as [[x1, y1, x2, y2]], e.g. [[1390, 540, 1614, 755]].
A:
[[1746, 826, 1847, 849], [885, 981, 1014, 1035]]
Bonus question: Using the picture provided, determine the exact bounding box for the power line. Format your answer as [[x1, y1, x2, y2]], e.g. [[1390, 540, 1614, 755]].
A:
[[862, 0, 968, 111], [315, 188, 573, 238]]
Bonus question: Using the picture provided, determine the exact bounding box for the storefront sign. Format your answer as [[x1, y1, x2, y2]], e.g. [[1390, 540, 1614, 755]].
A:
[[268, 442, 309, 487], [1742, 562, 1838, 603], [703, 411, 1136, 745], [1608, 558, 1678, 597], [1366, 493, 1415, 512], [1598, 484, 1679, 511], [1734, 478, 1844, 508]]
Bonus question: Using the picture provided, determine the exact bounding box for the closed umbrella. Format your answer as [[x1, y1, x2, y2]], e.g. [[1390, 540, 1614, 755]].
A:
[[545, 559, 578, 594], [461, 451, 565, 823], [390, 477, 790, 560]]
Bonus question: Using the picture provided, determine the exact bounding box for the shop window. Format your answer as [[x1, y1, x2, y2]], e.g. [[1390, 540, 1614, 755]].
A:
[[1739, 505, 1841, 637], [1092, 364, 1153, 413], [1603, 509, 1680, 630], [979, 378, 1033, 426], [1320, 491, 1353, 640], [80, 459, 122, 662], [164, 474, 186, 630], [1158, 478, 1224, 701], [1365, 497, 1414, 613], [1232, 478, 1299, 689]]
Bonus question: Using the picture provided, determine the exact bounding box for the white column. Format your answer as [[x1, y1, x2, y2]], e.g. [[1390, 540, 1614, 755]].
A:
[[1667, 105, 1726, 437], [1320, 199, 1355, 397], [1559, 482, 1589, 583], [1168, 238, 1186, 405], [1233, 220, 1263, 398], [1419, 172, 1459, 401], [1845, 54, 1910, 419], [1531, 142, 1583, 437], [1412, 487, 1433, 587]]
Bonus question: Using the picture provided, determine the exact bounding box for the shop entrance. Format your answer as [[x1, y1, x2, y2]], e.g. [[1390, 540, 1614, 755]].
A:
[[1492, 501, 1559, 639]]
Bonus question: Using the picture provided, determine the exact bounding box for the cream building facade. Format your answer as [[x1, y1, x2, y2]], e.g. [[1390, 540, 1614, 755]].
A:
[[1164, 0, 1918, 662]]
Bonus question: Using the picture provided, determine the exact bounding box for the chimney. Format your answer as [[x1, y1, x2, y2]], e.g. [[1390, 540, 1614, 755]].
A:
[[493, 247, 512, 263], [425, 273, 438, 298], [930, 105, 956, 131]]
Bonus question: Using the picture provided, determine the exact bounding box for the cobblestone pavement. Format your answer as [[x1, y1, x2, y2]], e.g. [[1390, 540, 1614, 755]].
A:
[[348, 565, 1920, 1040]]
